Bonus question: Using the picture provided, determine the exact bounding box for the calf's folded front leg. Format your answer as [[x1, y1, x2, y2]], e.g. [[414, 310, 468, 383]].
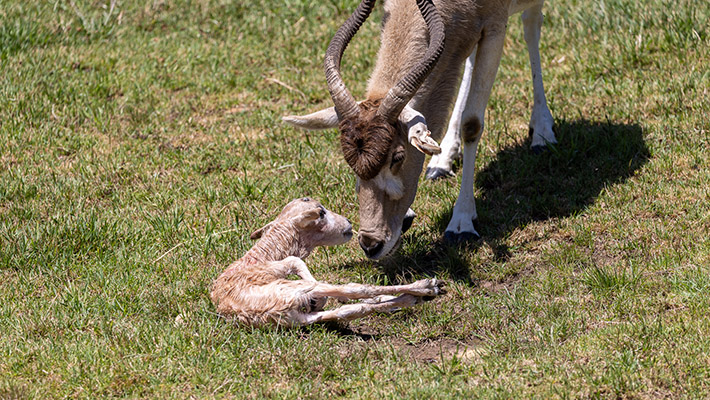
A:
[[310, 278, 445, 300]]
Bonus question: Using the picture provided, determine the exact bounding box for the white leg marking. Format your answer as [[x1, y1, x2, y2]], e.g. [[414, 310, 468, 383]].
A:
[[426, 52, 476, 178], [291, 278, 446, 325], [405, 208, 416, 220], [362, 295, 399, 304], [446, 136, 481, 237], [445, 32, 507, 240], [522, 4, 556, 148], [311, 278, 444, 300]]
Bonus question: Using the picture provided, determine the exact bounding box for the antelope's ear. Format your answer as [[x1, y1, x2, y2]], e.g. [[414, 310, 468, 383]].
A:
[[399, 106, 441, 155], [250, 222, 274, 240], [283, 107, 339, 130]]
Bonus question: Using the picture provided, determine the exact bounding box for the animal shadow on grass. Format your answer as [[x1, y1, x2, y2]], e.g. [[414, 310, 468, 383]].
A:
[[299, 321, 382, 340], [350, 119, 650, 284]]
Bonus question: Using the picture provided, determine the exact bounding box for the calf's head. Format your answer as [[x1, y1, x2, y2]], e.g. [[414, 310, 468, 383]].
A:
[[251, 198, 353, 248]]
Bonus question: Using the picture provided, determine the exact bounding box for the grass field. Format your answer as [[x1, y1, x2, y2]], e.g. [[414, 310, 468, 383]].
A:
[[1, 0, 709, 397]]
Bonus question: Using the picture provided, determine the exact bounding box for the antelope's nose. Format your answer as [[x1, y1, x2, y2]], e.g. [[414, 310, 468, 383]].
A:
[[359, 233, 384, 259]]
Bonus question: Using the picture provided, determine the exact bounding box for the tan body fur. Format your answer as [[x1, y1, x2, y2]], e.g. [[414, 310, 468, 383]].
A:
[[370, 0, 508, 139]]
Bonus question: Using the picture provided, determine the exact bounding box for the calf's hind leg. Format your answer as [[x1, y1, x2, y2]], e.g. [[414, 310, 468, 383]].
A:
[[294, 294, 426, 325]]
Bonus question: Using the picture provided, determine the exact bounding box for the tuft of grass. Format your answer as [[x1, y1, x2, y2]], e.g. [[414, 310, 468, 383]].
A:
[[582, 263, 641, 292]]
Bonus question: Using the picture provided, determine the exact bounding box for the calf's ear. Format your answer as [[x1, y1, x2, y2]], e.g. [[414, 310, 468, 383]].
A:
[[292, 209, 321, 229], [250, 222, 274, 240]]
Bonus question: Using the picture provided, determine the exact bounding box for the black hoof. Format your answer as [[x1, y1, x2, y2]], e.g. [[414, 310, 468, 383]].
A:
[[425, 167, 453, 181], [402, 213, 415, 234], [443, 230, 481, 244], [531, 145, 548, 155]]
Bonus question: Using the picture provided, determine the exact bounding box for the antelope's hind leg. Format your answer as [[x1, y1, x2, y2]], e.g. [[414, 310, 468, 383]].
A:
[[291, 279, 445, 325], [522, 2, 556, 152], [425, 53, 474, 180]]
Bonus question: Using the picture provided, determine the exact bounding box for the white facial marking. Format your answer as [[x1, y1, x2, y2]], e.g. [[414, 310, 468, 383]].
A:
[[373, 169, 404, 200]]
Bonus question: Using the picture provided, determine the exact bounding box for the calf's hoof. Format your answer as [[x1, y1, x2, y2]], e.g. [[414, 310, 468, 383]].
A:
[[421, 279, 447, 301]]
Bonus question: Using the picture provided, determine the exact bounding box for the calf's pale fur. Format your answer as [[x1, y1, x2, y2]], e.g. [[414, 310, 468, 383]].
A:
[[210, 198, 445, 327]]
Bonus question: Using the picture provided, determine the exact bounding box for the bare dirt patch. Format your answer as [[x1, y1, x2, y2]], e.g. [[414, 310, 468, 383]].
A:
[[336, 326, 488, 364], [389, 337, 488, 364]]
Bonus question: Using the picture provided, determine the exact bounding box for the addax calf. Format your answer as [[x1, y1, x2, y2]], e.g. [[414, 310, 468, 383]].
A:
[[211, 198, 446, 327]]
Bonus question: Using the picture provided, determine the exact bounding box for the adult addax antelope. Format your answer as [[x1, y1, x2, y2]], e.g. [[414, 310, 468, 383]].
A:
[[284, 0, 557, 259]]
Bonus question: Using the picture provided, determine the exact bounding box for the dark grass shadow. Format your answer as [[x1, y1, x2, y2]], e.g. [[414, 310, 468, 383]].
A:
[[470, 118, 649, 237], [346, 119, 650, 284], [298, 321, 382, 340]]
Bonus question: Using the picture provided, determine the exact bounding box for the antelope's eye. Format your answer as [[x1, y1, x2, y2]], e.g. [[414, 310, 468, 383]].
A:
[[391, 151, 405, 167], [319, 208, 326, 219]]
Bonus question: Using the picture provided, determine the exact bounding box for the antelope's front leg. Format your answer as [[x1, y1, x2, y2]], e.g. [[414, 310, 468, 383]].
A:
[[281, 256, 328, 310], [444, 31, 506, 243], [444, 132, 484, 242], [282, 256, 316, 281]]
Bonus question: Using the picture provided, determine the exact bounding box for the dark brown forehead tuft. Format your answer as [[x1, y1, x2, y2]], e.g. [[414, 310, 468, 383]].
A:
[[339, 99, 399, 180]]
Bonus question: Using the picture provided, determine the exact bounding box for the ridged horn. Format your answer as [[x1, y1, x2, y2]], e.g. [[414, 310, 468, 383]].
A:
[[377, 0, 445, 122], [324, 0, 377, 121]]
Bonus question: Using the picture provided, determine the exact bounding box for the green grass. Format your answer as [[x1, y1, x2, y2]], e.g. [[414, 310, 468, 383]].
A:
[[1, 0, 709, 397]]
